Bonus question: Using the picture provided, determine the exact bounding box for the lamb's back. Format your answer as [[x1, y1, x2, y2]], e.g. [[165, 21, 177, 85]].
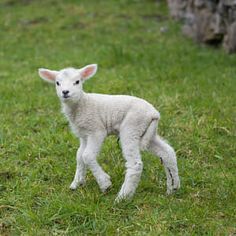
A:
[[88, 93, 160, 123]]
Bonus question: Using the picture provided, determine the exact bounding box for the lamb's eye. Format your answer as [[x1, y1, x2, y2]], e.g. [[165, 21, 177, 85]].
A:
[[56, 81, 60, 86], [74, 80, 80, 85]]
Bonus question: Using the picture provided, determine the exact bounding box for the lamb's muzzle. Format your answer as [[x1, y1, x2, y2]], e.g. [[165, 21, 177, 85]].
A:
[[38, 64, 180, 201]]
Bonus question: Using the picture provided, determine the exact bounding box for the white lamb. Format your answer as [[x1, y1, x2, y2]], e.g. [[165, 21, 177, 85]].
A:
[[38, 64, 180, 201]]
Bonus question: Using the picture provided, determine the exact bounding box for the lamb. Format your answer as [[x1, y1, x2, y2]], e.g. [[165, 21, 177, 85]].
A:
[[38, 64, 180, 201]]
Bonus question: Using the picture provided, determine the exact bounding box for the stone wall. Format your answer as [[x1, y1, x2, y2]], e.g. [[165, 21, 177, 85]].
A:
[[167, 0, 236, 53]]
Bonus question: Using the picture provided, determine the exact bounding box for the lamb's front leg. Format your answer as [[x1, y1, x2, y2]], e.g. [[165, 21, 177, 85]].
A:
[[70, 138, 87, 190], [82, 133, 112, 192], [116, 132, 143, 202]]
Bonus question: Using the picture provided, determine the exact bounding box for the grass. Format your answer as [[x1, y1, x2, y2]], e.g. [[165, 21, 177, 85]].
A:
[[0, 0, 235, 235]]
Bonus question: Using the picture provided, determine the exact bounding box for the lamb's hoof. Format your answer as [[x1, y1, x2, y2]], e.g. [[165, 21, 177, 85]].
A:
[[70, 182, 77, 190], [69, 180, 86, 190], [115, 196, 123, 203], [69, 182, 78, 190], [167, 179, 180, 195], [166, 188, 173, 195], [103, 184, 112, 194], [115, 191, 133, 203], [100, 179, 112, 193], [115, 194, 132, 203]]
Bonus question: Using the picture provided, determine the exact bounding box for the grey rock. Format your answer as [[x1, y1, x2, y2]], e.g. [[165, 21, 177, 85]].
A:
[[168, 0, 236, 53]]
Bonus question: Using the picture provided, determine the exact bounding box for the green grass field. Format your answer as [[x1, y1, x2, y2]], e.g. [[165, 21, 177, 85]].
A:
[[0, 0, 236, 235]]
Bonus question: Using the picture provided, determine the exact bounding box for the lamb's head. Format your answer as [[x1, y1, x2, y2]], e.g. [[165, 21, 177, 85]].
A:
[[38, 64, 97, 103]]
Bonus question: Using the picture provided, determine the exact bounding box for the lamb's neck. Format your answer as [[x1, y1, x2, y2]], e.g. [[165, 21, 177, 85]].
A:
[[62, 92, 88, 121]]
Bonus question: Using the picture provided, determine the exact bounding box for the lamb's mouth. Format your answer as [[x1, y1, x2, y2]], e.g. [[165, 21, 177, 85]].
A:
[[63, 95, 70, 99]]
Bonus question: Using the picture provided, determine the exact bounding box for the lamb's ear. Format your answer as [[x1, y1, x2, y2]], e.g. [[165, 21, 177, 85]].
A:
[[38, 68, 58, 84], [80, 64, 97, 81]]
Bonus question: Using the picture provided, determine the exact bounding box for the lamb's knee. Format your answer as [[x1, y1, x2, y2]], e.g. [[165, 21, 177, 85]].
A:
[[82, 152, 95, 167], [152, 138, 176, 161], [126, 161, 143, 175], [76, 154, 83, 164], [165, 146, 177, 163]]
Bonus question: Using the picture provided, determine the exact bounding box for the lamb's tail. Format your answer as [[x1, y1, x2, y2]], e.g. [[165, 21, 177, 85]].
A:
[[140, 118, 159, 150]]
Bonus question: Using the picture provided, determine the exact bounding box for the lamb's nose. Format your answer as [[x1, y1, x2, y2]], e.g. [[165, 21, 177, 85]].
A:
[[62, 90, 69, 95]]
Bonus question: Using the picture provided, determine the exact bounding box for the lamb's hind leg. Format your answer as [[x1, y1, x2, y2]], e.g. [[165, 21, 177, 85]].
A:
[[148, 135, 180, 194], [116, 131, 143, 202]]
